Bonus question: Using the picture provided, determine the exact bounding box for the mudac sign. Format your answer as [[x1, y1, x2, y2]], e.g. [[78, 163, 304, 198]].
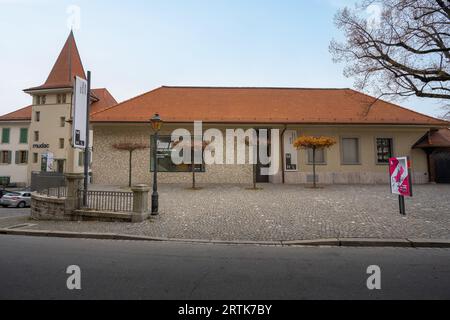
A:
[[389, 156, 413, 215]]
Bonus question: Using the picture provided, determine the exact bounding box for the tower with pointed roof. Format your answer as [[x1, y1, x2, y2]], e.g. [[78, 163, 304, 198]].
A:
[[24, 31, 91, 178]]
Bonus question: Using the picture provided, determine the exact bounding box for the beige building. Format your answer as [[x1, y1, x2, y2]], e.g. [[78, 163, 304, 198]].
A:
[[0, 32, 116, 186], [90, 87, 449, 186], [0, 110, 30, 186]]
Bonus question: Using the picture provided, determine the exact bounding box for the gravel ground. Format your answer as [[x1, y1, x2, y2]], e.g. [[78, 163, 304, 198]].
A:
[[1, 184, 450, 241]]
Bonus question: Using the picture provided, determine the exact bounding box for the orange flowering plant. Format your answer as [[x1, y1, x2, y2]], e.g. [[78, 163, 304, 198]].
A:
[[293, 136, 337, 188]]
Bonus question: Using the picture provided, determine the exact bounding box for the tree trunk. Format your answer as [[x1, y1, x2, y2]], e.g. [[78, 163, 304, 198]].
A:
[[312, 147, 317, 188], [128, 150, 133, 188]]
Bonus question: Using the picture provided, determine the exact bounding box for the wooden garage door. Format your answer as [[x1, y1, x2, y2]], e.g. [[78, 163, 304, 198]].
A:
[[434, 150, 450, 184]]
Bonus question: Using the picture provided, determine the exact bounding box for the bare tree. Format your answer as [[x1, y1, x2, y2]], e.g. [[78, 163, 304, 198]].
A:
[[113, 143, 148, 187], [330, 0, 450, 115]]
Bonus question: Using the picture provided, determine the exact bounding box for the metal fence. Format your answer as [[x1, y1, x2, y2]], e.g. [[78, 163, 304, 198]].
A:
[[31, 172, 67, 198], [78, 190, 134, 213], [35, 186, 68, 198]]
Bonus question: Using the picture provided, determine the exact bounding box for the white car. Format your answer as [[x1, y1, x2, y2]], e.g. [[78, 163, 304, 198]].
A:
[[0, 191, 32, 208]]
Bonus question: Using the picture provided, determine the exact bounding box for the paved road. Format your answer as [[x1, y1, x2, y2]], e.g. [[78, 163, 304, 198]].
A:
[[0, 235, 449, 300]]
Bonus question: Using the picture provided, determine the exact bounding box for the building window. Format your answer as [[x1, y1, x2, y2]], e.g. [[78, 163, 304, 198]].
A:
[[41, 95, 46, 104], [59, 138, 65, 149], [35, 111, 40, 122], [60, 117, 66, 127], [57, 94, 67, 104], [376, 138, 393, 164], [1, 128, 10, 144], [78, 151, 92, 168], [33, 153, 38, 164], [307, 148, 326, 164], [150, 135, 205, 173], [19, 128, 28, 144], [35, 96, 40, 105], [341, 137, 360, 165], [16, 151, 28, 164], [0, 151, 12, 164], [34, 131, 39, 142], [0, 176, 10, 186]]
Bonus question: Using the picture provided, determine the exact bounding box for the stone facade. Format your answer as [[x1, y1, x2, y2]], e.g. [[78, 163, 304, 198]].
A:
[[92, 123, 430, 186], [31, 193, 69, 221]]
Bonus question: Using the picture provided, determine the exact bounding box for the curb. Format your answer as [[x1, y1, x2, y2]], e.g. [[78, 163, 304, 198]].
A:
[[1, 228, 450, 248]]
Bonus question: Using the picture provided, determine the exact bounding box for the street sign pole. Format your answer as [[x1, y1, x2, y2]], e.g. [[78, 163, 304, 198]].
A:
[[399, 195, 406, 216], [83, 71, 91, 206]]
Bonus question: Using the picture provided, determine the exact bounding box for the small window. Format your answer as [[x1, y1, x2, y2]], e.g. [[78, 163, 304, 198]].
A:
[[307, 148, 326, 164], [33, 153, 38, 164], [35, 111, 40, 122], [19, 128, 28, 144], [35, 96, 41, 105], [341, 138, 360, 165], [57, 94, 62, 104], [78, 152, 84, 167], [34, 131, 39, 142], [1, 128, 10, 144], [60, 117, 66, 127], [16, 151, 28, 164], [59, 138, 65, 149], [62, 94, 67, 103], [0, 151, 11, 164], [376, 138, 393, 164], [41, 95, 46, 104]]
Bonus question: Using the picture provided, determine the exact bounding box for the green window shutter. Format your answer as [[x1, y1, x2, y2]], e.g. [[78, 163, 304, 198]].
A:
[[8, 151, 12, 164], [2, 128, 10, 143], [24, 151, 28, 164], [15, 151, 19, 164], [20, 128, 28, 144]]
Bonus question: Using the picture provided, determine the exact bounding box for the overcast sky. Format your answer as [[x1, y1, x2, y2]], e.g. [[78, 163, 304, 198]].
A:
[[0, 0, 446, 118]]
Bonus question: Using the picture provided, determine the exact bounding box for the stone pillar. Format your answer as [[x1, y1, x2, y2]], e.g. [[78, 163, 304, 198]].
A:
[[131, 184, 151, 222], [65, 173, 84, 216]]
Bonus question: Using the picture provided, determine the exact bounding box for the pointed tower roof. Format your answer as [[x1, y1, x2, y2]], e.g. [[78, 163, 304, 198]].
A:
[[24, 31, 86, 92]]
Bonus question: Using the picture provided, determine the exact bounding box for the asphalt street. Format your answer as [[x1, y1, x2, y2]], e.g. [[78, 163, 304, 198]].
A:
[[0, 235, 449, 300]]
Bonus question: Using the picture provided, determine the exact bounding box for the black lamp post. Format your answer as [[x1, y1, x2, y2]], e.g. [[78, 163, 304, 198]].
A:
[[150, 113, 162, 215]]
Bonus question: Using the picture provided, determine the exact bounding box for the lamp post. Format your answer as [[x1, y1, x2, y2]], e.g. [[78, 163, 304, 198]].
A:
[[150, 114, 162, 215]]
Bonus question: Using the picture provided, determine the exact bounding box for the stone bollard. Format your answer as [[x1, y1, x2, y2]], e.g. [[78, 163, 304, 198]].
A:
[[65, 173, 84, 216], [131, 184, 151, 223]]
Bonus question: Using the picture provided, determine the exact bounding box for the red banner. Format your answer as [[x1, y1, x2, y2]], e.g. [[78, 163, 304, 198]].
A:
[[389, 157, 412, 197]]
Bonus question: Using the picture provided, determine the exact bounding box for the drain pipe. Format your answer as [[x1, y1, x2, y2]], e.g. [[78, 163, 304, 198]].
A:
[[280, 125, 287, 184]]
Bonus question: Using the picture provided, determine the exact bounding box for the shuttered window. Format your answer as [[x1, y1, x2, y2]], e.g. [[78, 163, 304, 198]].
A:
[[307, 148, 326, 164], [341, 138, 360, 164], [0, 151, 12, 164], [15, 151, 28, 164], [1, 128, 10, 144], [20, 128, 28, 144]]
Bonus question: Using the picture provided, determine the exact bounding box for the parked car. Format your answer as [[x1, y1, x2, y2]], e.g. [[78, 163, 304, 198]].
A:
[[0, 191, 32, 208]]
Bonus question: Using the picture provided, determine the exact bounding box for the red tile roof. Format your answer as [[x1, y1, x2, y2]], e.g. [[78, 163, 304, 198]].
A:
[[0, 105, 33, 122], [414, 129, 450, 148], [24, 31, 86, 92], [0, 89, 116, 122], [91, 88, 118, 113], [90, 86, 449, 126]]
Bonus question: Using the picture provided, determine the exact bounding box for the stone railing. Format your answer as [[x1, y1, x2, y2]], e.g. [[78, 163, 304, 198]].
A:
[[31, 173, 151, 223]]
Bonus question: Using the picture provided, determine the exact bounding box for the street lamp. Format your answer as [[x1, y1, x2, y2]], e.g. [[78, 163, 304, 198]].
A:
[[150, 113, 162, 215]]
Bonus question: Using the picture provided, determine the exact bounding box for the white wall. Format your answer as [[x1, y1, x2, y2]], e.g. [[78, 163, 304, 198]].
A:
[[0, 121, 30, 186]]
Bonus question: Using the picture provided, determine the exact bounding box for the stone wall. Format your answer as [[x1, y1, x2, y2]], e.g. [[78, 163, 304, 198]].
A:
[[31, 193, 70, 221]]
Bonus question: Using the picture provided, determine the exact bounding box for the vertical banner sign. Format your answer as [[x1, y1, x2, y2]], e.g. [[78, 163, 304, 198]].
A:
[[72, 76, 88, 149], [41, 152, 54, 172], [389, 156, 412, 216], [389, 156, 413, 197], [284, 130, 298, 171]]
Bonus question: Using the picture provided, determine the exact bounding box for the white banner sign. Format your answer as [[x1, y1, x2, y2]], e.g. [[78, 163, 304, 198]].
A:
[[284, 130, 298, 171], [72, 76, 88, 149]]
